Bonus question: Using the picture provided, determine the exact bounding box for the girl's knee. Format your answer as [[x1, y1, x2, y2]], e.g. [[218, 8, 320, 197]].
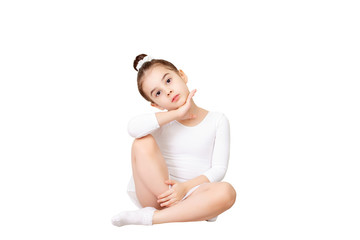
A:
[[132, 134, 157, 152], [218, 182, 236, 208]]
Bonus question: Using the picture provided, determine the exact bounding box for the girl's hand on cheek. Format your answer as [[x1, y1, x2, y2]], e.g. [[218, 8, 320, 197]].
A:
[[157, 180, 187, 208], [176, 89, 197, 121]]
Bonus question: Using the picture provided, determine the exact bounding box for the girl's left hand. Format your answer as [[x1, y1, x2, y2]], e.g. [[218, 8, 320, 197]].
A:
[[157, 180, 187, 208], [175, 89, 197, 121]]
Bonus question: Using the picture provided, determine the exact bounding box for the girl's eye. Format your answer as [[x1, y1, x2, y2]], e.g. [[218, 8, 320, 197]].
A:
[[156, 91, 161, 97], [166, 78, 171, 84]]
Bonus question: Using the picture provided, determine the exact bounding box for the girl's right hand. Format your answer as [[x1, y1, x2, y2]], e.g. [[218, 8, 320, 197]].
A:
[[175, 89, 197, 121], [154, 89, 197, 127]]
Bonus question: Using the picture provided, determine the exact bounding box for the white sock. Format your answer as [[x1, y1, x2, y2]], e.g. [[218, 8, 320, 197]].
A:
[[206, 216, 218, 222], [111, 207, 156, 227]]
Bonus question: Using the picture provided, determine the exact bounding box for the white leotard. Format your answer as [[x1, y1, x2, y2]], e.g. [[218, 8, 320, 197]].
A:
[[127, 111, 230, 195]]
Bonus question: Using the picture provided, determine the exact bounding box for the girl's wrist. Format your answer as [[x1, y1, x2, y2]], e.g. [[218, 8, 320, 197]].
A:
[[181, 181, 192, 193], [173, 108, 183, 120], [183, 175, 210, 192], [155, 110, 180, 127]]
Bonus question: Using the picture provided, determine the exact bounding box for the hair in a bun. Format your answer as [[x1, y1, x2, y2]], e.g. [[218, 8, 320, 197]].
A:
[[133, 54, 149, 71], [133, 54, 179, 102]]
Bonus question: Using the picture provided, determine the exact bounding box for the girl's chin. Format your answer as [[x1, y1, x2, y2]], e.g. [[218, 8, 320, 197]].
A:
[[164, 98, 186, 111]]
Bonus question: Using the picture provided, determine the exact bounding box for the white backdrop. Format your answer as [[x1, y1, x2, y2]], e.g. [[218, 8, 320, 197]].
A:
[[1, 0, 359, 239]]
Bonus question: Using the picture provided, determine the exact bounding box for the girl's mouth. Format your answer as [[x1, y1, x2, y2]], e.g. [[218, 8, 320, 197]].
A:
[[172, 94, 180, 102]]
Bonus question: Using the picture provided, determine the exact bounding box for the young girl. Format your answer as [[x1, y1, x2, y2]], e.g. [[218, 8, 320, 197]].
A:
[[111, 54, 236, 227]]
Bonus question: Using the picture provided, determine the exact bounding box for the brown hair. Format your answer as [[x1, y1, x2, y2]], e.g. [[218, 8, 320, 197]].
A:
[[133, 54, 179, 102]]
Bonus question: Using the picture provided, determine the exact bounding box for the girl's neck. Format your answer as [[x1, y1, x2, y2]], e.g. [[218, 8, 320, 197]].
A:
[[189, 99, 200, 113]]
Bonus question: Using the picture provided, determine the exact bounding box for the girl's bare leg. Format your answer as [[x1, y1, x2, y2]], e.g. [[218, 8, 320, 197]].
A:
[[112, 134, 236, 227], [152, 182, 236, 224], [131, 134, 169, 209]]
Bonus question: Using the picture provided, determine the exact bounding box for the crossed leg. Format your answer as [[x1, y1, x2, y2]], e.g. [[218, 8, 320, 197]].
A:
[[120, 134, 236, 225], [153, 181, 236, 224]]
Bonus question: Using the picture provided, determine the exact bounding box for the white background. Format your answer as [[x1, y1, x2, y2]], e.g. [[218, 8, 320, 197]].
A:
[[1, 0, 359, 239]]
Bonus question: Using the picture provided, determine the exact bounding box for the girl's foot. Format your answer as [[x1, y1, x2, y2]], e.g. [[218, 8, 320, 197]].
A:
[[111, 207, 156, 227]]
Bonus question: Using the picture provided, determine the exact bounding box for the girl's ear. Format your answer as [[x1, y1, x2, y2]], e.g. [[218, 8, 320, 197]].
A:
[[151, 102, 165, 110], [178, 69, 188, 84]]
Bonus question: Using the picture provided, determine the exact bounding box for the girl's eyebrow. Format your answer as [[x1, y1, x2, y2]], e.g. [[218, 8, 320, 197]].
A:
[[150, 73, 170, 96]]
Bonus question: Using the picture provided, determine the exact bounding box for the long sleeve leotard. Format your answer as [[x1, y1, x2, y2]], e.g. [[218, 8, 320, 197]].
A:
[[127, 111, 230, 192]]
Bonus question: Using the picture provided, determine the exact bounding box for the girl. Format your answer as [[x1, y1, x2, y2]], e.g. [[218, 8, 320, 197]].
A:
[[111, 54, 236, 227]]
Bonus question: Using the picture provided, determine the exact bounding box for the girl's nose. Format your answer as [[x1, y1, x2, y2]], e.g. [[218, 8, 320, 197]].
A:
[[167, 89, 173, 96]]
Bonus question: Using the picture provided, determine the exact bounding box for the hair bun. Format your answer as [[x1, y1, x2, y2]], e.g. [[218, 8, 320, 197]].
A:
[[133, 54, 148, 71]]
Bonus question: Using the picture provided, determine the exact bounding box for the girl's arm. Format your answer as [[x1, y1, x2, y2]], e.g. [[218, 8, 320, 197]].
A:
[[182, 175, 210, 191], [202, 113, 230, 182], [128, 90, 197, 138], [127, 113, 160, 138]]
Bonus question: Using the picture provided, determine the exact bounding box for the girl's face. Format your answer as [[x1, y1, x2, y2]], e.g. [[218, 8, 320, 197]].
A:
[[141, 65, 190, 111]]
